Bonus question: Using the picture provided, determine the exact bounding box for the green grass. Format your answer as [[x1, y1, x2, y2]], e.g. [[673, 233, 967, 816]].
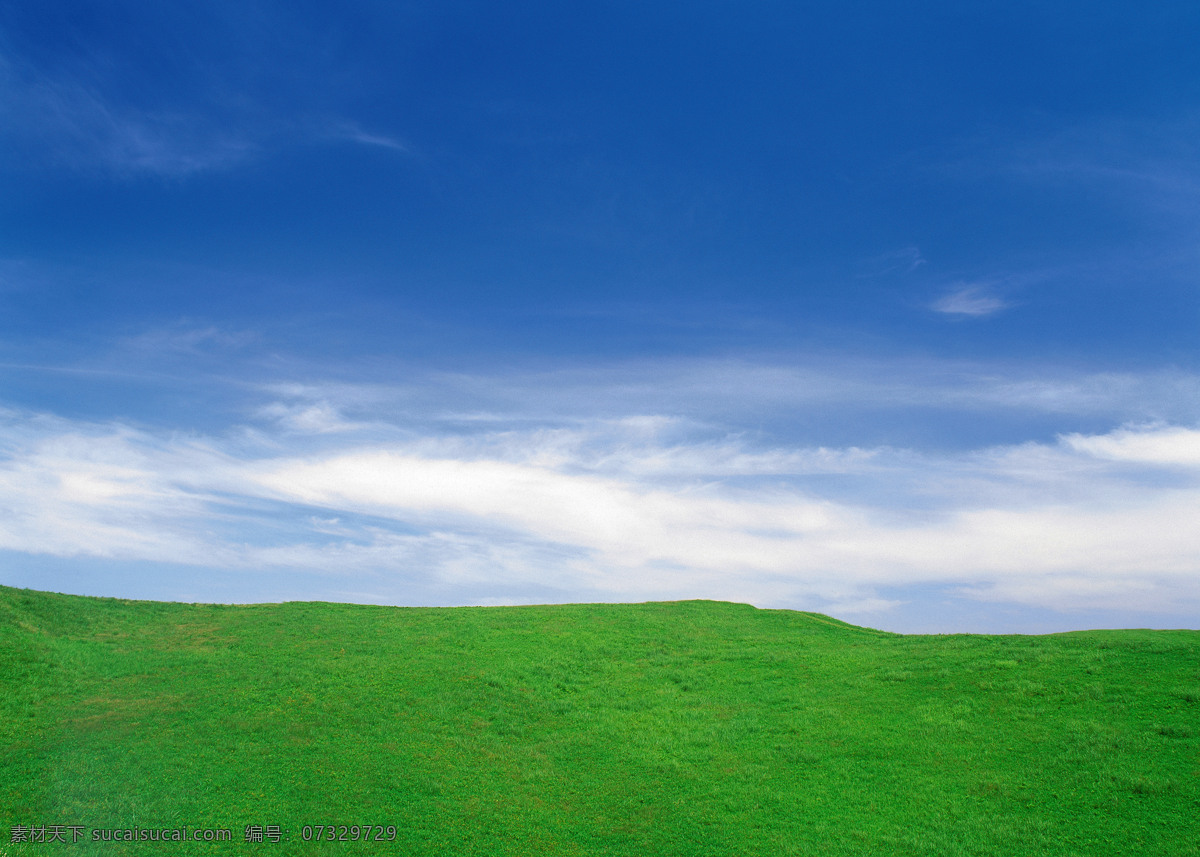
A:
[[2, 585, 1197, 855]]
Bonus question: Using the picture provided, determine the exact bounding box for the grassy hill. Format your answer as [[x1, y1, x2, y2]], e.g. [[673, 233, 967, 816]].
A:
[[1, 584, 1197, 855]]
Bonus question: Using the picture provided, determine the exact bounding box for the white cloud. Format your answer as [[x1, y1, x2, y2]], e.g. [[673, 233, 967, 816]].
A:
[[0, 424, 229, 565], [250, 450, 841, 575], [255, 402, 369, 435], [0, 402, 1197, 625], [1062, 424, 1200, 467], [932, 286, 1008, 317]]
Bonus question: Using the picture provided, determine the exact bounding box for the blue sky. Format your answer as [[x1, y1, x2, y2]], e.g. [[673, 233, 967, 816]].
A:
[[1, 1, 1198, 632]]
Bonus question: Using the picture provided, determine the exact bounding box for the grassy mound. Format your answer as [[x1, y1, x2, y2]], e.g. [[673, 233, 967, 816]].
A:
[[1, 585, 1197, 855]]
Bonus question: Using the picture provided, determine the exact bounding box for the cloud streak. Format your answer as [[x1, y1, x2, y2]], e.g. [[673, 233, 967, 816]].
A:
[[323, 120, 412, 153]]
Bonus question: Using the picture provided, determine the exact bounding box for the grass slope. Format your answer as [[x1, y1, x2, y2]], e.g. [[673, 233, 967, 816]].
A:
[[1, 585, 1197, 855]]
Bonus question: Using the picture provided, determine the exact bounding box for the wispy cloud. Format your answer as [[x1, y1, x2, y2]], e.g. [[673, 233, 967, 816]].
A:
[[1, 52, 409, 178], [931, 286, 1008, 317], [323, 120, 412, 153], [248, 358, 1200, 435], [858, 246, 926, 277], [119, 325, 259, 356], [1008, 115, 1200, 208], [0, 54, 256, 177], [940, 113, 1200, 233]]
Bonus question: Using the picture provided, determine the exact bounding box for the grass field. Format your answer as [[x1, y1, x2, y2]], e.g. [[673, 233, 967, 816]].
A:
[[1, 584, 1197, 855]]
